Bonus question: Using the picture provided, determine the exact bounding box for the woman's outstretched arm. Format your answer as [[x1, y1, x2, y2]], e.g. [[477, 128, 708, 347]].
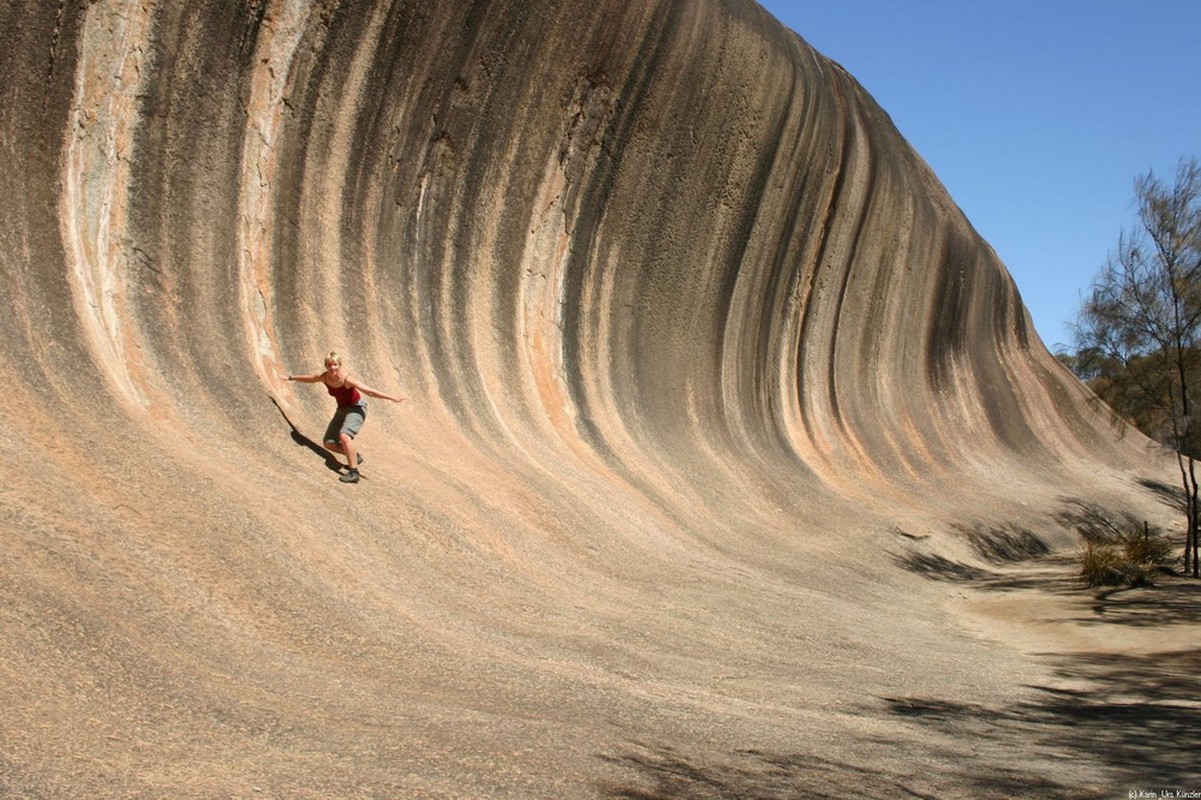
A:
[[281, 372, 325, 383], [346, 376, 406, 403]]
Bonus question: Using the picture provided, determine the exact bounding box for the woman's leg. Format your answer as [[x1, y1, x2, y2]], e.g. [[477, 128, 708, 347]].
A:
[[339, 432, 357, 469], [323, 410, 347, 455], [333, 407, 365, 481]]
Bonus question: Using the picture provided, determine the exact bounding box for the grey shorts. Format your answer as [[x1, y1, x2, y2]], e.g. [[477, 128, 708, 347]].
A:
[[324, 403, 366, 445]]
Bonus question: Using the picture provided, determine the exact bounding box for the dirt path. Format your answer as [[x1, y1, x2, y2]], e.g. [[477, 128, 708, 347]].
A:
[[946, 562, 1201, 795]]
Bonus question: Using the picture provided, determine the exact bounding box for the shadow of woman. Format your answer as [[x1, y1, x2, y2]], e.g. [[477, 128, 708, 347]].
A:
[[269, 395, 342, 473]]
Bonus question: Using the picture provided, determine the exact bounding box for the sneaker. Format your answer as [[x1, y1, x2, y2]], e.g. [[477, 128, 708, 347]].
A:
[[339, 469, 360, 484], [356, 453, 364, 466]]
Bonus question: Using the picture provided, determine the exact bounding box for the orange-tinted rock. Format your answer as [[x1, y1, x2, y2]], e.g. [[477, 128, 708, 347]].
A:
[[0, 1, 1172, 796]]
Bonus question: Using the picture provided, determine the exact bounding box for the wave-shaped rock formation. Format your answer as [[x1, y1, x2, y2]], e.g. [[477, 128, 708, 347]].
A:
[[1, 0, 1171, 796]]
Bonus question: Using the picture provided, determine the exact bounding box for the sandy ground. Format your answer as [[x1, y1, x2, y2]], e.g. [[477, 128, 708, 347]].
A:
[[944, 560, 1201, 798]]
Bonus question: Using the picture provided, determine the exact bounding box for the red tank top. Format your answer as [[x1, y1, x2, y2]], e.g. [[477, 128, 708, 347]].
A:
[[325, 380, 362, 408]]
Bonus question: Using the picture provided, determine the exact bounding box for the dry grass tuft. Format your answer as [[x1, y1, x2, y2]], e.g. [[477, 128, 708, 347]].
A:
[[1078, 521, 1174, 588]]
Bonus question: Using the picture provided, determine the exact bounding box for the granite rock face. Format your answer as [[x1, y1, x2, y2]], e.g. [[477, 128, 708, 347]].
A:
[[0, 1, 1166, 796]]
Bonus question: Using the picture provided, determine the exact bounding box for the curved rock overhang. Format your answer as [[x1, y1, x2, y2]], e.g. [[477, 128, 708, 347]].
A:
[[0, 1, 1170, 795]]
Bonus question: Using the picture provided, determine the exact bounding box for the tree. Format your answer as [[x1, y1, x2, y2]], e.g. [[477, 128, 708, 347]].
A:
[[1072, 157, 1201, 577]]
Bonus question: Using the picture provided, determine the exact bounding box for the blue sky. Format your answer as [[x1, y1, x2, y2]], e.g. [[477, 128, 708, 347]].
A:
[[757, 0, 1201, 351]]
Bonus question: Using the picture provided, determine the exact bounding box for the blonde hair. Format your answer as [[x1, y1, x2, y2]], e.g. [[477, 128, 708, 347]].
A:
[[324, 352, 343, 368]]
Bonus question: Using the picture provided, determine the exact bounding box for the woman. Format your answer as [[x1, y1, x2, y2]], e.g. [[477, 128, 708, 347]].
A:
[[283, 352, 406, 482]]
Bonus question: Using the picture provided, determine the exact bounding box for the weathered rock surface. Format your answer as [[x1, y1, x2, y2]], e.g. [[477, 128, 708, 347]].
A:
[[0, 0, 1174, 796]]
